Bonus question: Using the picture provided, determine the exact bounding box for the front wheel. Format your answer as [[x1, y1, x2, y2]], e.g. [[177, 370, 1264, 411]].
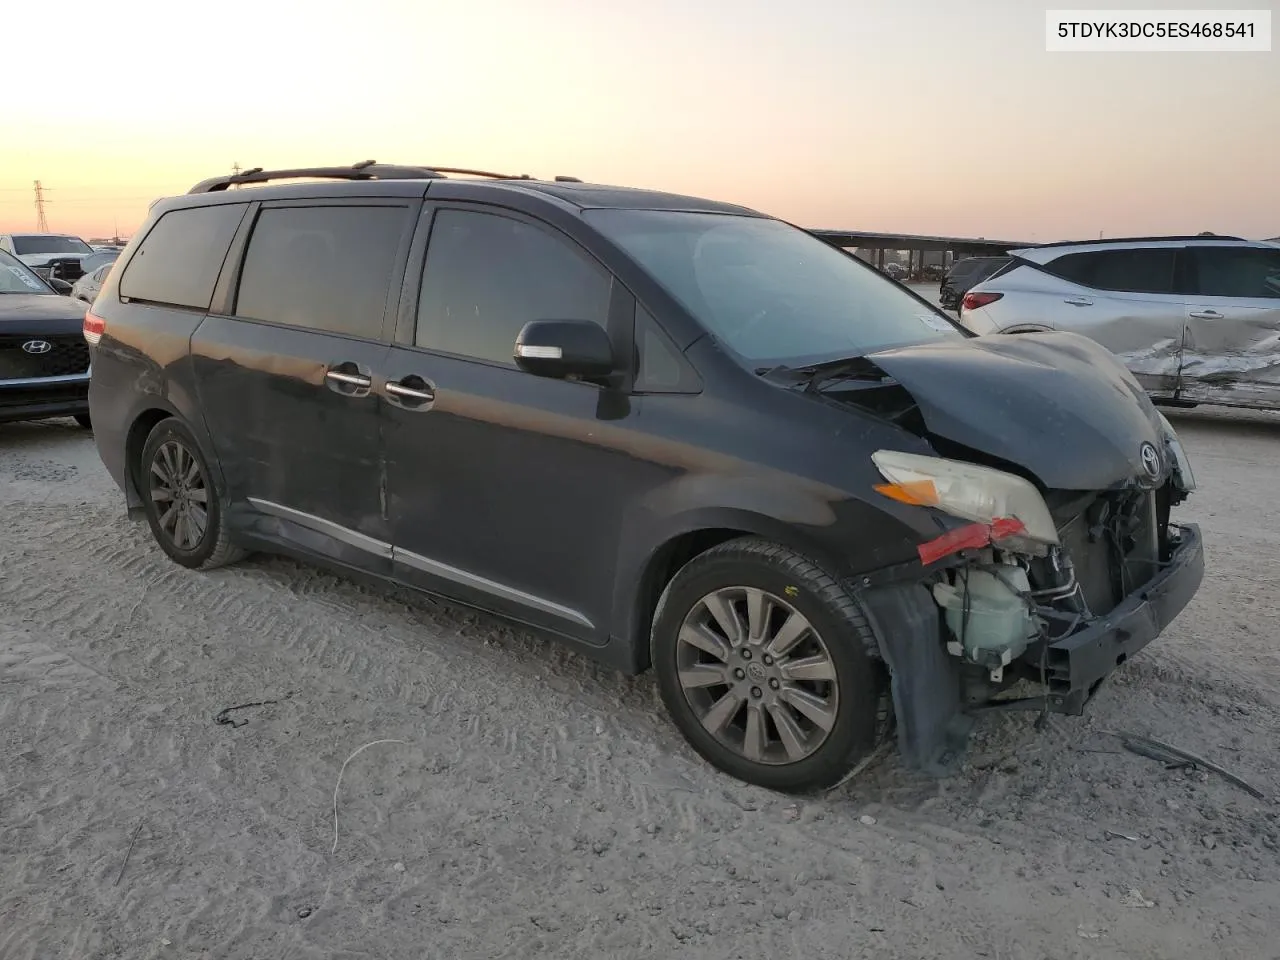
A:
[[139, 418, 245, 570], [652, 537, 887, 793], [74, 413, 92, 430]]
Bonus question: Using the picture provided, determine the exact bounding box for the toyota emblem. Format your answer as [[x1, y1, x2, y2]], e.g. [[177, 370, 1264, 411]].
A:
[[1139, 441, 1161, 479], [21, 340, 52, 355]]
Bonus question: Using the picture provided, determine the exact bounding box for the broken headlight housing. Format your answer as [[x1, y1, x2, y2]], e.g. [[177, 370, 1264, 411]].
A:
[[871, 450, 1060, 553], [1155, 412, 1196, 492]]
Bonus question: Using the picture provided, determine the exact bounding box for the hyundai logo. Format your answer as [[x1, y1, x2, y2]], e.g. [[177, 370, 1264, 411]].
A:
[[1139, 441, 1162, 479], [21, 340, 52, 355]]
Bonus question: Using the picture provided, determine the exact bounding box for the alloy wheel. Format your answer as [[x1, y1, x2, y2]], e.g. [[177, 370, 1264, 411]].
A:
[[148, 439, 210, 551], [675, 586, 840, 765]]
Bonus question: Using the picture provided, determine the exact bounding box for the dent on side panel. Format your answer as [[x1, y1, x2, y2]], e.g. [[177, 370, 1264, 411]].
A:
[[1089, 313, 1182, 389], [1179, 309, 1280, 410], [90, 302, 211, 484]]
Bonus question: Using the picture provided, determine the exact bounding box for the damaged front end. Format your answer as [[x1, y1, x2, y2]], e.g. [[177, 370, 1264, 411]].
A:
[[853, 419, 1204, 777]]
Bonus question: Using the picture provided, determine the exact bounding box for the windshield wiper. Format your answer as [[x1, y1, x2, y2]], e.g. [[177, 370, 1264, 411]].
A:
[[757, 355, 894, 393]]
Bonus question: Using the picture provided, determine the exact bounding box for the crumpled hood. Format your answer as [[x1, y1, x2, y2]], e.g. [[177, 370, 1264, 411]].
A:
[[864, 331, 1166, 491], [0, 294, 89, 323]]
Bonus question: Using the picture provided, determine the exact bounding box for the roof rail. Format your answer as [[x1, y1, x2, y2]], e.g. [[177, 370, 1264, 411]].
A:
[[1022, 234, 1248, 249], [186, 161, 583, 194], [188, 160, 448, 194], [427, 166, 534, 180]]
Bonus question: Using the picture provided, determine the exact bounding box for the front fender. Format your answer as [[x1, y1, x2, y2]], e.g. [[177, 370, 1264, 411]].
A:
[[609, 472, 921, 669]]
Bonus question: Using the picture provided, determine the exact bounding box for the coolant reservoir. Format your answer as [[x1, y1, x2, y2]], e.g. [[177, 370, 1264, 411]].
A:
[[932, 565, 1038, 671]]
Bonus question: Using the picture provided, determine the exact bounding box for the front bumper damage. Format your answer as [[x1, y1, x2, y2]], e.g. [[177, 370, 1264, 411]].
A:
[[1042, 522, 1202, 713], [853, 519, 1204, 777]]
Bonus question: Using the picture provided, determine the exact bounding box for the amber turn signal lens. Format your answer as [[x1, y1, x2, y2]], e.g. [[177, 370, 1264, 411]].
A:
[[873, 480, 940, 506]]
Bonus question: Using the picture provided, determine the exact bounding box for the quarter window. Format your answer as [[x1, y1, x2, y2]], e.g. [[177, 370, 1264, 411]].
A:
[[1046, 249, 1177, 294], [635, 305, 697, 393], [235, 205, 408, 338], [415, 209, 612, 365], [119, 203, 246, 309], [1192, 247, 1280, 299]]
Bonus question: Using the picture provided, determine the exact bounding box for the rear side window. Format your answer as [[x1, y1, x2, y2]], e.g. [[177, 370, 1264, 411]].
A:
[[235, 205, 408, 339], [119, 203, 246, 309], [948, 259, 989, 278], [1045, 249, 1177, 294], [415, 209, 612, 365], [1191, 247, 1280, 299]]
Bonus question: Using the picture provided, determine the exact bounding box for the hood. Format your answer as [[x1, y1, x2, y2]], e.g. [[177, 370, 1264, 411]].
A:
[[854, 331, 1166, 491], [0, 294, 89, 324], [17, 252, 89, 268]]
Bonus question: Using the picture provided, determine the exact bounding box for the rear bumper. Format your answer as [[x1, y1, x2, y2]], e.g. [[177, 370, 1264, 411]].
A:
[[1035, 522, 1203, 714], [0, 374, 90, 423]]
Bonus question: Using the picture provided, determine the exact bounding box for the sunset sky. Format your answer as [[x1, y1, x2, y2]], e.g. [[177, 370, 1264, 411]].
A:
[[3, 0, 1275, 242]]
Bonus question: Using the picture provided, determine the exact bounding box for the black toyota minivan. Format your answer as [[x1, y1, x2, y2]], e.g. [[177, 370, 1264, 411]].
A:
[[86, 163, 1203, 793]]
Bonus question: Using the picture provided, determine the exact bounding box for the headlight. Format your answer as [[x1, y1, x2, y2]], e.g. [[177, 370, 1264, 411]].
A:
[[1155, 413, 1196, 492], [871, 450, 1059, 545]]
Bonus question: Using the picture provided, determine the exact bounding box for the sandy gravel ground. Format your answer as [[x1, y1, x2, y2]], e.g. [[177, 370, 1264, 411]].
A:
[[2, 407, 1278, 960]]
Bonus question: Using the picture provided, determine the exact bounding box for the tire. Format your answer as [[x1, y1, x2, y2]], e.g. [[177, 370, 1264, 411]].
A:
[[651, 537, 887, 793], [74, 413, 92, 430], [139, 418, 246, 570]]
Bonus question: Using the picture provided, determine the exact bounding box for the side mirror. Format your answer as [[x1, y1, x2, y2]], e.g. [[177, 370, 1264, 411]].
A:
[[50, 278, 73, 294], [514, 320, 615, 381]]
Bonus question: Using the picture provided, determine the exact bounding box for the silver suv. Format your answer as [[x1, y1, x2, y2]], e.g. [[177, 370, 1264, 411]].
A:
[[958, 236, 1280, 411]]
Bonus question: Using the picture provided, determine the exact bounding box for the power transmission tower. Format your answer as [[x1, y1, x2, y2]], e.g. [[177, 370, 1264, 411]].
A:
[[34, 181, 50, 231], [232, 162, 242, 176]]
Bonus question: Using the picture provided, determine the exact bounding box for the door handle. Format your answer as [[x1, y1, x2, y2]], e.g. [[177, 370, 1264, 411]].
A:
[[1188, 310, 1222, 320], [324, 362, 373, 397], [1063, 296, 1093, 306], [325, 370, 372, 388], [384, 374, 436, 407]]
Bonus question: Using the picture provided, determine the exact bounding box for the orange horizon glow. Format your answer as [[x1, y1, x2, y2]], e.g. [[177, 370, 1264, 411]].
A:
[[3, 0, 1276, 244]]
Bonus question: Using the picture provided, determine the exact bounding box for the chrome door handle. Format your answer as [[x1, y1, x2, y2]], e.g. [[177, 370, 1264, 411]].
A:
[[385, 374, 436, 408], [325, 370, 372, 388], [1188, 310, 1222, 319], [385, 382, 434, 401], [1063, 297, 1093, 306]]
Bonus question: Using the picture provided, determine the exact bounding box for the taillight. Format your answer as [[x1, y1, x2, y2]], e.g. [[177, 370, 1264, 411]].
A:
[[961, 291, 1003, 312], [83, 310, 106, 346]]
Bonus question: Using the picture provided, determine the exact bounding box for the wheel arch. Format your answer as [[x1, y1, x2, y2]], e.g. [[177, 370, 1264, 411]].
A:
[[614, 507, 851, 674], [998, 323, 1054, 335], [123, 403, 226, 518]]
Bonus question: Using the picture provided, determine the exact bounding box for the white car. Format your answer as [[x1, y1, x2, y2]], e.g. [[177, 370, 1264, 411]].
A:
[[0, 233, 97, 286], [959, 236, 1280, 411]]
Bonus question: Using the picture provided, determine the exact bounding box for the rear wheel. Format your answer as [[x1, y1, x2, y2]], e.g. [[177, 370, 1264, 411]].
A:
[[139, 418, 245, 570], [652, 537, 887, 793]]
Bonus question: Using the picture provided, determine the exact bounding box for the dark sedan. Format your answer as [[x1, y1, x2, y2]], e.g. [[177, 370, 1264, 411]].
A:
[[939, 255, 1011, 311], [0, 249, 93, 428]]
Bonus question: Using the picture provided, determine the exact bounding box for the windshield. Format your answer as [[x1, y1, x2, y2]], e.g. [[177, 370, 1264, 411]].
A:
[[587, 209, 964, 367], [0, 251, 53, 294], [11, 235, 93, 256]]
